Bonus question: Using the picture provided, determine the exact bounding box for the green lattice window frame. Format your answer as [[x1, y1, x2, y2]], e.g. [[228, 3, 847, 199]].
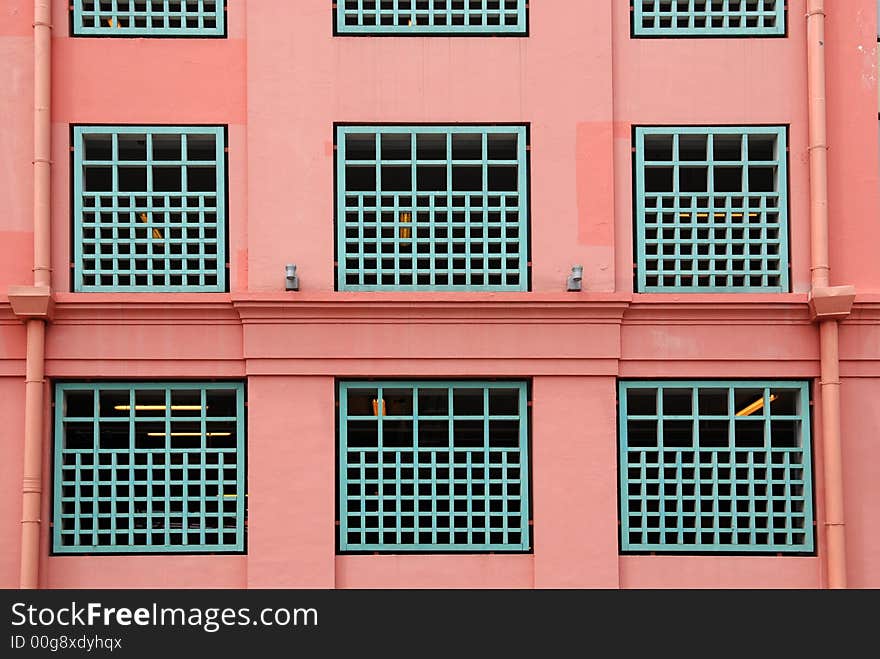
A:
[[72, 126, 227, 292], [633, 126, 790, 292], [336, 125, 529, 291], [53, 382, 246, 554], [71, 0, 226, 37], [618, 380, 814, 553], [335, 0, 527, 35], [338, 380, 530, 552], [632, 0, 785, 37]]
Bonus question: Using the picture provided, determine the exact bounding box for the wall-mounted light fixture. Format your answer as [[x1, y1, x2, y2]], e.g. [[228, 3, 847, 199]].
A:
[[567, 265, 583, 292], [285, 264, 299, 291]]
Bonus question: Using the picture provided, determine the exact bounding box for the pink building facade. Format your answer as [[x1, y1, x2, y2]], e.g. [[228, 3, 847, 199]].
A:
[[0, 0, 878, 588]]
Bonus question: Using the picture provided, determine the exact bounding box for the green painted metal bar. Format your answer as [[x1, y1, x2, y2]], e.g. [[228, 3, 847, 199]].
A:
[[618, 380, 814, 553]]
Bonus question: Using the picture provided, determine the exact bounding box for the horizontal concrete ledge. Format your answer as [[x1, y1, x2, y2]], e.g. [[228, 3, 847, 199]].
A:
[[0, 292, 877, 325]]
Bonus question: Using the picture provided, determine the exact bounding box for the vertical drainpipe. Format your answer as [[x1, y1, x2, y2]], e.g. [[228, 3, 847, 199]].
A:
[[9, 0, 53, 590], [805, 0, 855, 589]]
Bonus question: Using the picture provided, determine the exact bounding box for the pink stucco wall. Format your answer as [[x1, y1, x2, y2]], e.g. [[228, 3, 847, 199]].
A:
[[0, 0, 878, 588]]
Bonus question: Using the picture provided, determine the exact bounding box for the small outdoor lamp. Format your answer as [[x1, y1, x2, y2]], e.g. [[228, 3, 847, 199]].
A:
[[567, 265, 583, 292], [285, 264, 300, 291]]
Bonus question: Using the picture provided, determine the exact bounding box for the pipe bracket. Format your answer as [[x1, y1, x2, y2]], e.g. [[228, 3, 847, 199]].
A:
[[809, 285, 856, 321], [7, 285, 54, 320], [22, 478, 42, 494]]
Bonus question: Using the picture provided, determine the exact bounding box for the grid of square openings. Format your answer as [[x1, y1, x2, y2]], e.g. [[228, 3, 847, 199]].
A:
[[633, 126, 789, 292], [633, 0, 785, 36], [619, 381, 814, 553], [73, 126, 226, 292], [53, 382, 245, 554], [336, 0, 527, 34], [72, 1, 225, 36], [337, 126, 529, 290], [339, 381, 530, 552]]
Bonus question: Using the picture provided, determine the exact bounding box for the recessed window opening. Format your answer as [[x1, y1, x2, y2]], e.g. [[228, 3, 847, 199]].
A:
[[337, 126, 529, 291], [633, 0, 784, 36], [73, 126, 226, 292], [337, 0, 527, 34], [619, 381, 814, 553], [53, 382, 246, 554], [338, 381, 530, 552], [634, 127, 789, 292], [72, 0, 225, 36]]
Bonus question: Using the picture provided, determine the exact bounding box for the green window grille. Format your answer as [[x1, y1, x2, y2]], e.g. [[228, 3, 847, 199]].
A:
[[336, 125, 529, 291], [618, 381, 814, 553], [336, 0, 527, 35], [72, 0, 225, 37], [339, 381, 530, 552], [633, 126, 789, 292], [632, 0, 785, 37], [53, 382, 246, 554], [72, 126, 227, 292]]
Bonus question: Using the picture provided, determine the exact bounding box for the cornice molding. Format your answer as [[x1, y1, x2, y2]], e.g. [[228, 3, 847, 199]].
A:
[[0, 301, 19, 323], [6, 291, 879, 327], [230, 292, 632, 324], [846, 295, 880, 324], [625, 293, 812, 325]]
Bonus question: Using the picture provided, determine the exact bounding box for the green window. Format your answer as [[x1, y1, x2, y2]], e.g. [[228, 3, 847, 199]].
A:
[[336, 0, 527, 35], [619, 381, 814, 553], [633, 126, 789, 292], [72, 0, 225, 37], [339, 381, 530, 552], [72, 126, 226, 292], [336, 125, 529, 291], [633, 0, 785, 37], [53, 382, 245, 554]]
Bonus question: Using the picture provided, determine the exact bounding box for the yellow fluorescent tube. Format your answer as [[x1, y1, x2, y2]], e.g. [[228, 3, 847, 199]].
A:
[[735, 394, 778, 417], [680, 212, 761, 218], [115, 405, 203, 411], [139, 212, 163, 239], [147, 432, 232, 437]]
